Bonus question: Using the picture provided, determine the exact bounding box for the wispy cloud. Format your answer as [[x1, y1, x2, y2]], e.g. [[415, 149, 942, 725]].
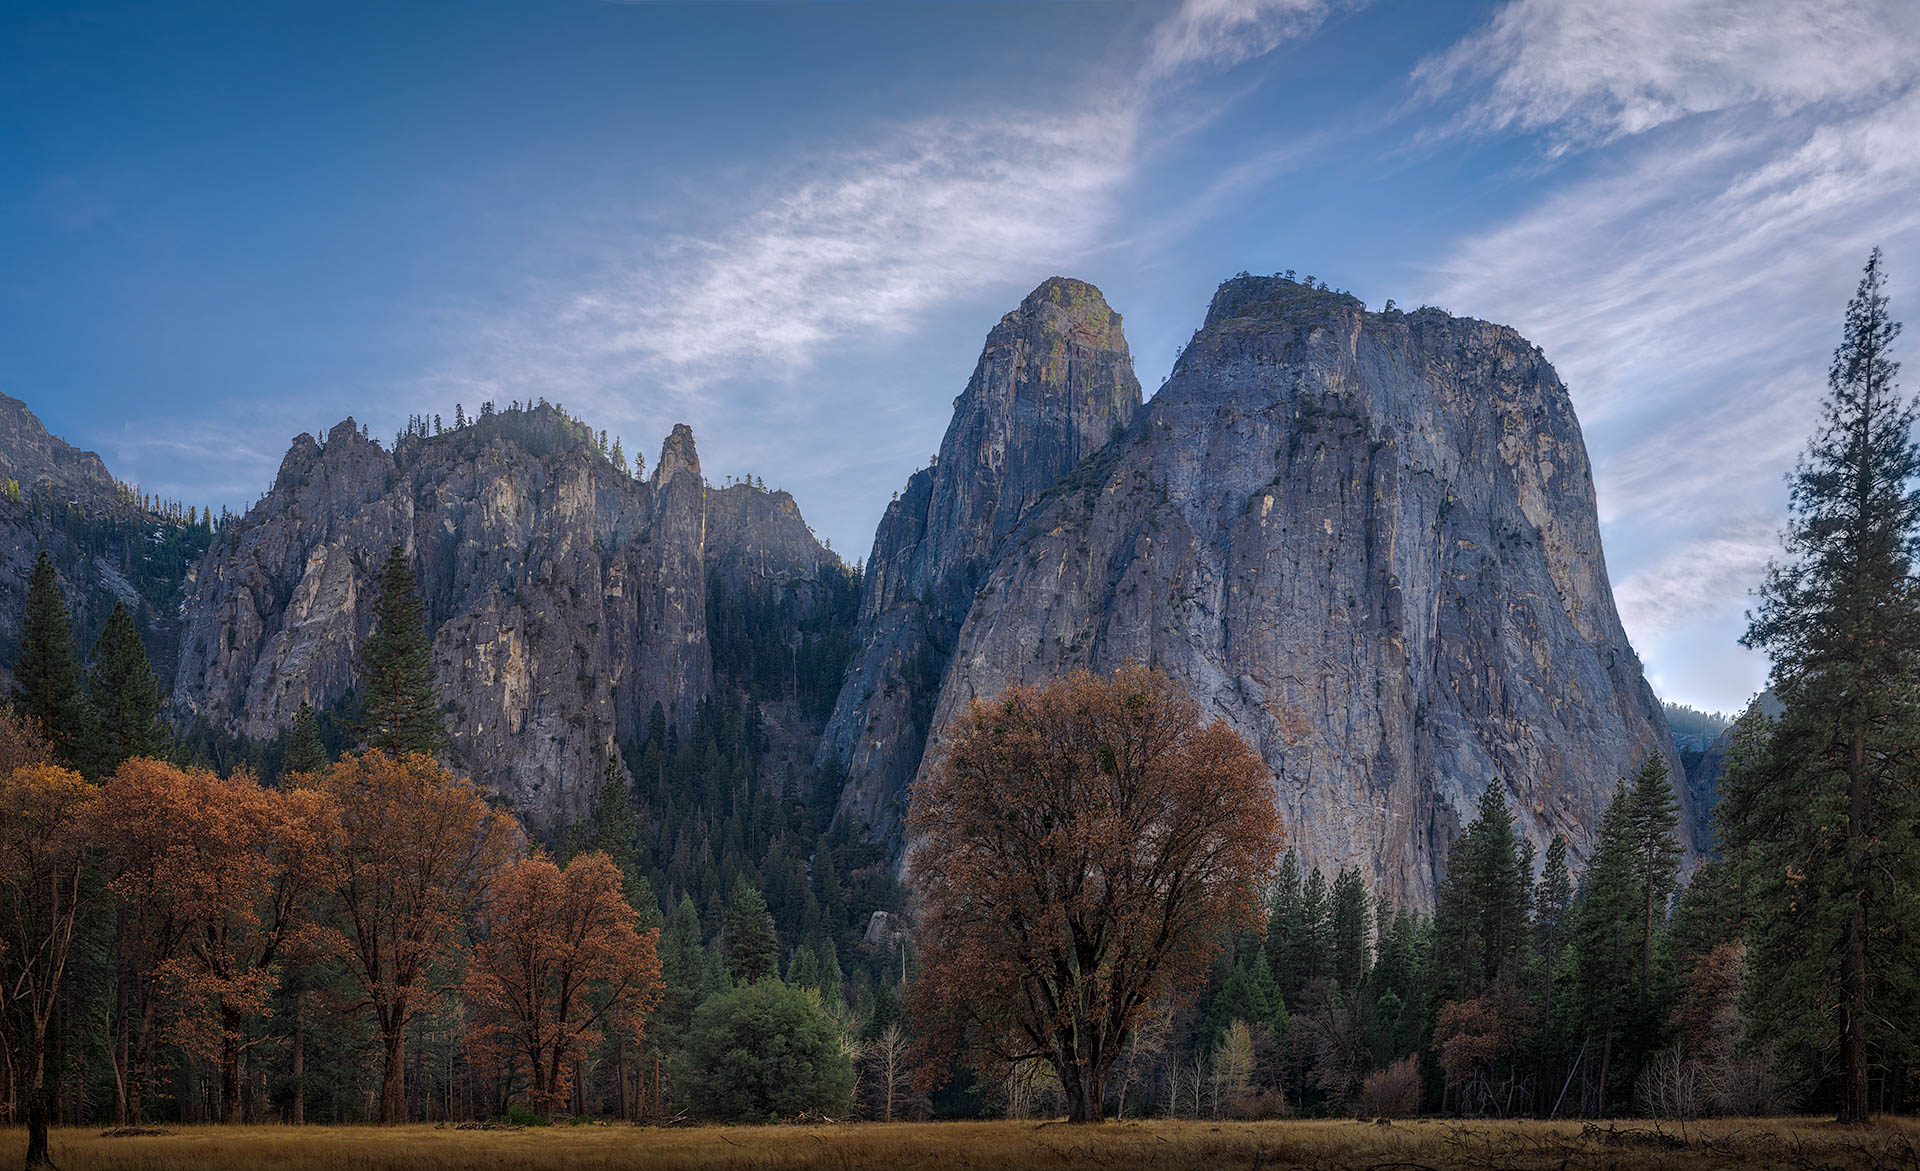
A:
[[1412, 0, 1918, 154], [442, 0, 1345, 413], [1413, 0, 1920, 706], [1140, 0, 1350, 85], [594, 107, 1138, 379]]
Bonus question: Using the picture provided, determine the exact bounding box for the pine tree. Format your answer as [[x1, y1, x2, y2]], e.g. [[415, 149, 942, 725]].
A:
[[1727, 248, 1920, 1124], [355, 545, 446, 757], [284, 700, 327, 776], [1435, 783, 1529, 999], [12, 551, 92, 768], [566, 750, 643, 890], [1625, 758, 1682, 1010], [86, 601, 165, 773], [722, 874, 779, 985], [1532, 833, 1573, 1040], [1265, 851, 1310, 1005], [1329, 867, 1370, 993], [1571, 784, 1640, 1114]]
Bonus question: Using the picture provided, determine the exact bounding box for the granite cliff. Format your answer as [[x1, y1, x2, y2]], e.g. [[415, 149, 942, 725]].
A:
[[170, 403, 839, 831], [862, 276, 1692, 906], [0, 392, 208, 686], [818, 277, 1142, 832]]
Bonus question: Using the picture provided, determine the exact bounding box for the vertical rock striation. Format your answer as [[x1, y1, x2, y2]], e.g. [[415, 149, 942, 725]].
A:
[[914, 276, 1691, 906], [818, 277, 1142, 836]]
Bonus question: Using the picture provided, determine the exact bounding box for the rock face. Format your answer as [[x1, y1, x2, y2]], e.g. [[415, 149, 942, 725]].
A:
[[0, 392, 207, 686], [819, 277, 1142, 834], [897, 276, 1691, 907], [171, 405, 836, 832]]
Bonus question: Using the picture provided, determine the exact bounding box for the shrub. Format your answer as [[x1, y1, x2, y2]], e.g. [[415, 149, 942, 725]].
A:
[[1354, 1056, 1422, 1118], [679, 980, 854, 1121]]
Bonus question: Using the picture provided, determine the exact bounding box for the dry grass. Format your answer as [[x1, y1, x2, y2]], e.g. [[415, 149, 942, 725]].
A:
[[4, 1116, 1918, 1170]]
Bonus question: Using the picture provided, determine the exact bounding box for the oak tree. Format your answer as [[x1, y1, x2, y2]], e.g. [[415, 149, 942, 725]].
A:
[[463, 851, 663, 1116], [301, 751, 520, 1122], [907, 663, 1283, 1123]]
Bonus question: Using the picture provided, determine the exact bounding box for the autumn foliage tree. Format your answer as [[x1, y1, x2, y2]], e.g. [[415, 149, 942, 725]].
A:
[[463, 851, 663, 1117], [301, 751, 521, 1123], [0, 757, 100, 1168], [907, 663, 1284, 1123]]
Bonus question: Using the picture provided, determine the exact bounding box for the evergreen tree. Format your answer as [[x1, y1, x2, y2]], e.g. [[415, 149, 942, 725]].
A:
[[1625, 759, 1682, 1010], [1532, 833, 1573, 1038], [13, 551, 92, 768], [657, 896, 712, 1041], [355, 545, 446, 756], [283, 700, 328, 776], [567, 750, 644, 889], [1329, 867, 1370, 994], [1727, 248, 1920, 1124], [1435, 783, 1529, 999], [1265, 851, 1310, 1005], [723, 874, 779, 985], [86, 601, 165, 773], [1574, 775, 1681, 1113]]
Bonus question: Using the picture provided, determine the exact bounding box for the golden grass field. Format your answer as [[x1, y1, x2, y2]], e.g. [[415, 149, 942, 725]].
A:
[[4, 1117, 1919, 1171]]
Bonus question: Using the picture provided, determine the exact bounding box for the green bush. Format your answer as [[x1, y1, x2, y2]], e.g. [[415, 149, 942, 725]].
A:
[[504, 1103, 552, 1127], [679, 980, 854, 1121]]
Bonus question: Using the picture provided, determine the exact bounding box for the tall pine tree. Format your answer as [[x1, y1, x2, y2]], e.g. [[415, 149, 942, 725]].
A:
[[86, 601, 165, 774], [1626, 758, 1682, 1012], [1728, 248, 1920, 1123], [355, 545, 447, 757], [12, 551, 92, 769]]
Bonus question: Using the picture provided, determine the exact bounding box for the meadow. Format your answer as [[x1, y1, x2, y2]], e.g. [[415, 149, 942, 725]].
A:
[[5, 1117, 1918, 1171]]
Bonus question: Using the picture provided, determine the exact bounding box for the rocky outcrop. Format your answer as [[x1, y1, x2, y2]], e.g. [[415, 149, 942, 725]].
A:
[[819, 277, 1142, 834], [706, 483, 839, 622], [910, 276, 1690, 907], [0, 392, 207, 686], [171, 405, 836, 832]]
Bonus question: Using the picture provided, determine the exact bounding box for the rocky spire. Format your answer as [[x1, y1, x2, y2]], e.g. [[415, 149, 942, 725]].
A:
[[820, 276, 1142, 837]]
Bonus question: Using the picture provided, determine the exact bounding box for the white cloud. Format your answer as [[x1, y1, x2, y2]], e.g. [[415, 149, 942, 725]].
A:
[[437, 0, 1345, 419], [1414, 0, 1920, 707], [1413, 0, 1919, 153], [599, 107, 1139, 379], [1141, 0, 1347, 84]]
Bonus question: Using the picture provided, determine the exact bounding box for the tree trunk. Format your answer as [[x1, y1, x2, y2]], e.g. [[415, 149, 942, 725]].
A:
[[292, 989, 306, 1126], [380, 1027, 407, 1124], [1061, 1061, 1104, 1123], [1840, 730, 1871, 1124], [25, 1090, 52, 1169], [221, 1010, 243, 1124]]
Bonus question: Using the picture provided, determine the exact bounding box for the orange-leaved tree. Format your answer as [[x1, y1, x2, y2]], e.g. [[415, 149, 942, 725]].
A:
[[301, 751, 522, 1123], [0, 759, 101, 1168], [162, 767, 332, 1122], [463, 851, 663, 1117], [93, 758, 204, 1124], [907, 663, 1283, 1123]]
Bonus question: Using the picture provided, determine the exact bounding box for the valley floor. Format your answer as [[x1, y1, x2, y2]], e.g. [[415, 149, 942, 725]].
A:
[[5, 1117, 1918, 1170]]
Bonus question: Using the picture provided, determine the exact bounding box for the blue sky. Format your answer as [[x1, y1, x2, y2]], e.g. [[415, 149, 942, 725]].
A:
[[5, 0, 1918, 713]]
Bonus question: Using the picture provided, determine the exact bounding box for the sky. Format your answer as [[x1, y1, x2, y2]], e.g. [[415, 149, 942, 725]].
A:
[[4, 0, 1918, 715]]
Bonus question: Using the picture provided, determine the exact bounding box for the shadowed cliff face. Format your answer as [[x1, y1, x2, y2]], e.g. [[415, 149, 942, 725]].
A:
[[819, 277, 1144, 838], [0, 393, 208, 684], [900, 276, 1692, 907], [170, 405, 832, 833]]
